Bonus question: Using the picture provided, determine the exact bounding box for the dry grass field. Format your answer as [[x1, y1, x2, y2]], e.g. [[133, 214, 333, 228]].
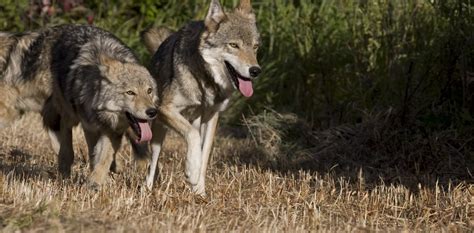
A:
[[0, 113, 473, 232]]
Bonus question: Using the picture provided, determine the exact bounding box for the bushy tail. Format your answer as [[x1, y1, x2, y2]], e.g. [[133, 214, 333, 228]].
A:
[[140, 26, 174, 54], [0, 32, 15, 73]]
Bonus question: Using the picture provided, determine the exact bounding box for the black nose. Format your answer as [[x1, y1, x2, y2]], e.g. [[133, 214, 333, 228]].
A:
[[249, 66, 262, 78], [146, 108, 158, 118]]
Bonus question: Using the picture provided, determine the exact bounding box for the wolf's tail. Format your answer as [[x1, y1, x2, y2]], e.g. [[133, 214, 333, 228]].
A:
[[140, 26, 174, 54], [0, 32, 15, 74]]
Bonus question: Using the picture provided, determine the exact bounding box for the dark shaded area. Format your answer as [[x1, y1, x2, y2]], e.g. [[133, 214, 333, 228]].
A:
[[219, 111, 474, 192], [0, 149, 56, 182]]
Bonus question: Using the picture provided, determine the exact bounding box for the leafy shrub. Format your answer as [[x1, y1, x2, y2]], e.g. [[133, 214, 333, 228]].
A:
[[0, 0, 472, 131]]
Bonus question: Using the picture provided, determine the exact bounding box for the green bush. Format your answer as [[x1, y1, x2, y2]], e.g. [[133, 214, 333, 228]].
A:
[[1, 0, 473, 130]]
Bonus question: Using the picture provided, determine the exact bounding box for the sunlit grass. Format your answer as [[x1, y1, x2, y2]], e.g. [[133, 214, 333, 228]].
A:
[[0, 114, 472, 231]]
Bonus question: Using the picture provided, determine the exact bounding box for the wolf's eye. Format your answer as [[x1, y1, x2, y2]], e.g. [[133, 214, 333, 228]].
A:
[[126, 91, 136, 96], [147, 88, 153, 94], [253, 45, 259, 50], [229, 43, 239, 49]]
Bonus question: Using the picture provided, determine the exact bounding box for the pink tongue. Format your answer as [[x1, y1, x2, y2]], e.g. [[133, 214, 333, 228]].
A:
[[238, 78, 253, 97], [137, 121, 152, 144]]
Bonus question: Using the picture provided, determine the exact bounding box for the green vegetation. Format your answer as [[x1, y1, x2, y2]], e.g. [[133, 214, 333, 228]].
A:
[[1, 0, 472, 130]]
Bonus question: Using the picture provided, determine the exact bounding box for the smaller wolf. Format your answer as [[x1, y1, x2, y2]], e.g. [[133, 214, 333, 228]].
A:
[[0, 25, 158, 186], [141, 0, 261, 196]]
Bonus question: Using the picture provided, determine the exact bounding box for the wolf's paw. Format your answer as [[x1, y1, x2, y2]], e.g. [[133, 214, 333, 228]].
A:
[[109, 159, 123, 174], [185, 156, 201, 185], [185, 167, 200, 186], [86, 180, 100, 191], [87, 172, 109, 188], [145, 176, 155, 190], [135, 158, 149, 174], [58, 168, 71, 179], [191, 183, 206, 197]]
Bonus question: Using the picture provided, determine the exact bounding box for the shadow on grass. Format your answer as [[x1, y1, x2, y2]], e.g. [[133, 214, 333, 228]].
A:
[[0, 148, 57, 182], [218, 112, 474, 192]]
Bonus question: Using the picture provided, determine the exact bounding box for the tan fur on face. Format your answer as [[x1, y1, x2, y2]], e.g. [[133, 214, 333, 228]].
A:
[[96, 58, 158, 120]]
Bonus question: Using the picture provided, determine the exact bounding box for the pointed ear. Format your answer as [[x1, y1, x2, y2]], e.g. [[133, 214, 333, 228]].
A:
[[205, 0, 227, 32], [236, 0, 255, 19]]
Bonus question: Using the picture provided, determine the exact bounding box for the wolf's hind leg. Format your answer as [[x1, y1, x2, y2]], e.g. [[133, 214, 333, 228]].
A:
[[0, 87, 21, 129], [42, 97, 61, 154], [0, 101, 19, 129], [48, 130, 60, 154]]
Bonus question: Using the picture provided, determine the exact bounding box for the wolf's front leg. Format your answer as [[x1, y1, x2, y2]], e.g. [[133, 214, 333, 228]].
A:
[[47, 130, 60, 155], [158, 107, 202, 187], [193, 113, 219, 196], [83, 129, 100, 171], [87, 133, 121, 187], [57, 121, 74, 177], [146, 121, 168, 190]]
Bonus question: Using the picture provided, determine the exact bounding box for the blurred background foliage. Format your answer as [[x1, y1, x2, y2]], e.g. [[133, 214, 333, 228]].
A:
[[0, 0, 473, 131]]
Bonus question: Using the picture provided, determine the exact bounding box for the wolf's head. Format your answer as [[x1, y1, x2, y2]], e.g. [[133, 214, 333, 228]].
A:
[[201, 0, 261, 97], [96, 55, 158, 143]]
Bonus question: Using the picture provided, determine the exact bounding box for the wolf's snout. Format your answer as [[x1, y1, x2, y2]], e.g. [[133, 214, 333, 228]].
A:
[[249, 66, 262, 78], [146, 108, 158, 118]]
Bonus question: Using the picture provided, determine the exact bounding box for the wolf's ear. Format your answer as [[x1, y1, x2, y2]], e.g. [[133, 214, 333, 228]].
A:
[[205, 0, 227, 32], [236, 0, 255, 20]]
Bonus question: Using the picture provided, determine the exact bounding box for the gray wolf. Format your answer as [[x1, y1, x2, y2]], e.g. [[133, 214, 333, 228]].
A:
[[141, 0, 261, 196], [0, 24, 158, 186]]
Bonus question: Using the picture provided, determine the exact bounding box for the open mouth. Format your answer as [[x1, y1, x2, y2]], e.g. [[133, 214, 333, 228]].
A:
[[126, 112, 152, 144], [225, 61, 254, 97]]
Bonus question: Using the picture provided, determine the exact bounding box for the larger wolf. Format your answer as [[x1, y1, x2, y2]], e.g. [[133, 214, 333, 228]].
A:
[[141, 0, 261, 196], [0, 25, 158, 186]]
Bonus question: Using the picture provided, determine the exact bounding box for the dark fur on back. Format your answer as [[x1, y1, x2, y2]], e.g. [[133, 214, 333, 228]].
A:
[[21, 32, 47, 81], [49, 25, 138, 85], [2, 25, 137, 82]]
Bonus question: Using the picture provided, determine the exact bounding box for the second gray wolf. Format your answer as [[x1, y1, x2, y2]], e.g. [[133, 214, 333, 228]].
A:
[[141, 0, 262, 196], [0, 24, 158, 186]]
